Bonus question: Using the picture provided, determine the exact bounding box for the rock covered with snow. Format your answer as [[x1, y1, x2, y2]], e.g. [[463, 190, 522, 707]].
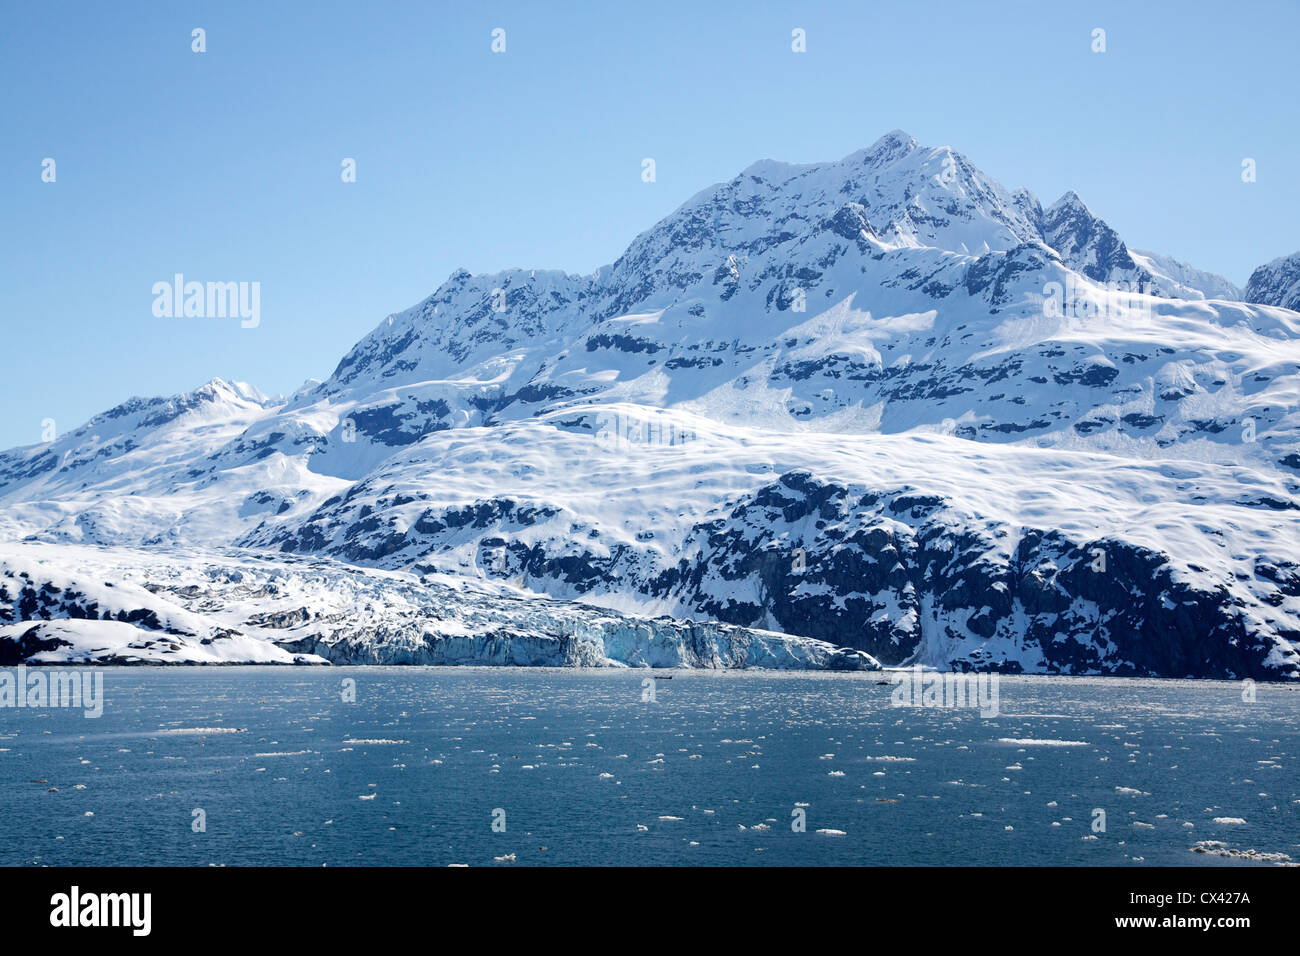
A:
[[1245, 251, 1300, 312]]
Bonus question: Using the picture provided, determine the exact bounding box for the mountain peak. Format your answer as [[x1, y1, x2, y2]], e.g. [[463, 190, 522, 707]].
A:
[[195, 378, 270, 406], [872, 128, 919, 152], [1047, 190, 1091, 215], [842, 129, 920, 169]]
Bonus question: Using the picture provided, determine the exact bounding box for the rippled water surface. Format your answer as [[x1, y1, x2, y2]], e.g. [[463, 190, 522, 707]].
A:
[[2, 668, 1296, 866]]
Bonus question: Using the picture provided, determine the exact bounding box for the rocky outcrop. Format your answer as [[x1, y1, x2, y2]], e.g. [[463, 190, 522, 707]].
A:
[[1245, 252, 1300, 311]]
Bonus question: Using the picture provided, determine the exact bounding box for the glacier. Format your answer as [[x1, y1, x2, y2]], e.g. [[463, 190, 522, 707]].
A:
[[0, 543, 878, 670]]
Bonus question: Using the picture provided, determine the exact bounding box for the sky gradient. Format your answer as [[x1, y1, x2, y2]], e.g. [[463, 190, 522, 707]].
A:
[[2, 0, 1297, 450]]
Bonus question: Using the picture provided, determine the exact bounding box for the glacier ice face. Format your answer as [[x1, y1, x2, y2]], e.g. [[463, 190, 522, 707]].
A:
[[0, 543, 879, 670]]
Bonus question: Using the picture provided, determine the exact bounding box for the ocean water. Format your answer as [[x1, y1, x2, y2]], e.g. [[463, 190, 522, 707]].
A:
[[1, 667, 1296, 867]]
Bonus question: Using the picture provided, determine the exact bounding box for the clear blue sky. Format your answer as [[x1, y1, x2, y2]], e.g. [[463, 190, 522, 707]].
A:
[[2, 0, 1296, 450]]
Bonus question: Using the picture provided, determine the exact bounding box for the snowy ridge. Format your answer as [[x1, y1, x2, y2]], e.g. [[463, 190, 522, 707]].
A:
[[1130, 249, 1242, 302]]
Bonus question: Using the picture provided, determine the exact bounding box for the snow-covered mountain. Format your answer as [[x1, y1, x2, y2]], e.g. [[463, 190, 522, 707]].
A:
[[1246, 251, 1300, 312], [3, 131, 1298, 677]]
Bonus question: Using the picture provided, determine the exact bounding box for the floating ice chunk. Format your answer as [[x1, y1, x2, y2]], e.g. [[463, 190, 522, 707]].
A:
[[342, 739, 408, 745], [999, 738, 1089, 747]]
